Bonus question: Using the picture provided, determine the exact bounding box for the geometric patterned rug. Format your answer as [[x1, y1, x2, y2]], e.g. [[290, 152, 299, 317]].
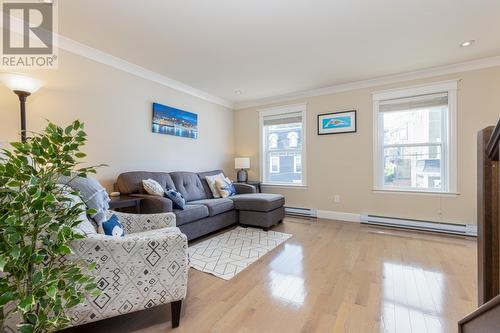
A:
[[188, 226, 292, 280]]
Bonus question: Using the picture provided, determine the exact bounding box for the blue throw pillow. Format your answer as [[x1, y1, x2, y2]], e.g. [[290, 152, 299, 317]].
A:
[[224, 180, 237, 196], [102, 214, 125, 237], [164, 188, 186, 210]]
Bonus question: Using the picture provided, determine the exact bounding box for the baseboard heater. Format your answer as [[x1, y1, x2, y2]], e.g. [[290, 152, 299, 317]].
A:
[[360, 214, 477, 237], [285, 206, 317, 218]]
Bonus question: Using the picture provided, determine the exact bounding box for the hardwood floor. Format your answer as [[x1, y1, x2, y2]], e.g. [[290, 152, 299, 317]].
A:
[[64, 217, 477, 333]]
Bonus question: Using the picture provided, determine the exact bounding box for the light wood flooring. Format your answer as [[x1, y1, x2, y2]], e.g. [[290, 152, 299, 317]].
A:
[[65, 217, 477, 333]]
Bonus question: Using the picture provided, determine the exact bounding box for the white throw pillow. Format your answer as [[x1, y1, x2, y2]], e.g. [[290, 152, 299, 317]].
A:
[[205, 173, 225, 198], [214, 177, 237, 198], [142, 178, 164, 196], [65, 191, 98, 236]]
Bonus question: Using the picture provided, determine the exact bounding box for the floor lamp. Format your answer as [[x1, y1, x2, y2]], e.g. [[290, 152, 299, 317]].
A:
[[1, 74, 43, 142]]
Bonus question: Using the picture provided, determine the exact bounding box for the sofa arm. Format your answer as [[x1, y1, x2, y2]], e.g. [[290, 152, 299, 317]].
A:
[[112, 211, 176, 233], [68, 228, 188, 326], [234, 183, 257, 194], [130, 193, 173, 213]]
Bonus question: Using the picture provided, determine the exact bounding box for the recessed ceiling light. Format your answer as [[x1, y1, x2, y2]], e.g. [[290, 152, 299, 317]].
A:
[[460, 40, 475, 47], [234, 90, 242, 95]]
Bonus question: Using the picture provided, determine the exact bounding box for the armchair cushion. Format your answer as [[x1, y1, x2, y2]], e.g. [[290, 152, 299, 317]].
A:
[[68, 222, 187, 326]]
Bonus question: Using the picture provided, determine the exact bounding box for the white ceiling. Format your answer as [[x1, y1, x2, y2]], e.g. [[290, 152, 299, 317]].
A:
[[59, 0, 500, 106]]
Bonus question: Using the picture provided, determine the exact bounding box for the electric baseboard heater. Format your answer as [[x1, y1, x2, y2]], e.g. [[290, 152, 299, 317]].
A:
[[285, 206, 317, 218], [360, 214, 477, 237]]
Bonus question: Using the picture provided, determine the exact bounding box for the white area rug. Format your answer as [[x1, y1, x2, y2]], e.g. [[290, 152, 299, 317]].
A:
[[188, 226, 292, 280]]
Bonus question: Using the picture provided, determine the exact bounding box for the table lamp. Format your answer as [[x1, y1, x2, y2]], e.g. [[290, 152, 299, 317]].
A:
[[235, 157, 250, 182]]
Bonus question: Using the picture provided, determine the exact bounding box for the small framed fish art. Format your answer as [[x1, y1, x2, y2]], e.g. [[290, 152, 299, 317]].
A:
[[317, 110, 357, 135]]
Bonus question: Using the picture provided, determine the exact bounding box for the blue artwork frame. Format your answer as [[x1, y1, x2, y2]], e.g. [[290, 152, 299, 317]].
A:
[[152, 102, 198, 139], [317, 110, 357, 135]]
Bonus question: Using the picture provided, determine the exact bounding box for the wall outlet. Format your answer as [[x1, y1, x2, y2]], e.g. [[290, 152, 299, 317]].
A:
[[334, 195, 341, 203]]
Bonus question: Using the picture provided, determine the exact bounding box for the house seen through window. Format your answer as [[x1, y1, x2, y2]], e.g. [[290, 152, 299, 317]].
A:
[[260, 105, 306, 185], [373, 82, 457, 193]]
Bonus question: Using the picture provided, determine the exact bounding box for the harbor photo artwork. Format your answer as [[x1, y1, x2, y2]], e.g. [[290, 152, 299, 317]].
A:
[[152, 102, 198, 139]]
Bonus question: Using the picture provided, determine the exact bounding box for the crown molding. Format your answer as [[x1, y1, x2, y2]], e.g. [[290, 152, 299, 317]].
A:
[[234, 55, 500, 110], [0, 10, 233, 109], [57, 35, 234, 108], [4, 10, 500, 111]]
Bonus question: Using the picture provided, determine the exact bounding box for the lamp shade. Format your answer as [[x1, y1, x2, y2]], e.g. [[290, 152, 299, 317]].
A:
[[235, 157, 250, 169], [0, 73, 43, 94]]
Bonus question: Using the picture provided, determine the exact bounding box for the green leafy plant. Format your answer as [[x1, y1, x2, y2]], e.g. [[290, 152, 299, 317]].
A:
[[0, 120, 103, 332]]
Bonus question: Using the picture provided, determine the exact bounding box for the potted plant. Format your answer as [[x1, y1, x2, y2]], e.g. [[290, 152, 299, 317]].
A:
[[0, 120, 102, 332]]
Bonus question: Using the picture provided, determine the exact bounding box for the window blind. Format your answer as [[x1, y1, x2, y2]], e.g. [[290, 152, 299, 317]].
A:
[[379, 92, 448, 113], [263, 112, 302, 126]]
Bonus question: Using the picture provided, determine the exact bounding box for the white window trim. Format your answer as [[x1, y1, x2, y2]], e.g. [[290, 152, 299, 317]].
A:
[[259, 103, 307, 187], [372, 80, 458, 194], [270, 156, 280, 173]]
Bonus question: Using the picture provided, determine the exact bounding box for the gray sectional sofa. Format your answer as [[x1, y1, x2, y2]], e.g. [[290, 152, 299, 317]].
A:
[[116, 170, 285, 240]]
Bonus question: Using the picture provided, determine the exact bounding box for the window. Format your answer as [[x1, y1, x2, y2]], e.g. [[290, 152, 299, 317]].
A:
[[269, 133, 278, 149], [294, 155, 302, 173], [373, 81, 457, 193], [288, 132, 298, 147], [260, 104, 307, 186], [270, 156, 280, 173]]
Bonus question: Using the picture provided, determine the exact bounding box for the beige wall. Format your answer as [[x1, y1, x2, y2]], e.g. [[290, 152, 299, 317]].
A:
[[2, 50, 499, 225], [235, 67, 500, 225], [0, 50, 234, 190]]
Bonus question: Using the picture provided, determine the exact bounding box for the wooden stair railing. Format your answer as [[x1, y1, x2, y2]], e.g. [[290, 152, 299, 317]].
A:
[[459, 120, 500, 332], [478, 124, 500, 304], [458, 294, 500, 333]]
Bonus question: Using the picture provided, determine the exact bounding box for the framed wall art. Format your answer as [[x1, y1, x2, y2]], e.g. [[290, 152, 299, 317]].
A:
[[317, 110, 356, 135]]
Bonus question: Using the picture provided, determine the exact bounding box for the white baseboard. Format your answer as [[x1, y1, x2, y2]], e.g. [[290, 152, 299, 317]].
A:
[[316, 210, 361, 223]]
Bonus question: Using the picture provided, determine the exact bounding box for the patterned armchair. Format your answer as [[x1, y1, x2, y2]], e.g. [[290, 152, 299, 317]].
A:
[[67, 211, 188, 329]]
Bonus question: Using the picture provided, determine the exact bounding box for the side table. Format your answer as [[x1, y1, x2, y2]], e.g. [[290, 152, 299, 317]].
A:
[[109, 195, 142, 214]]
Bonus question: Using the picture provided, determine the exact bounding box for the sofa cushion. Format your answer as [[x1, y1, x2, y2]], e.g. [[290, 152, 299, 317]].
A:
[[230, 193, 285, 212], [170, 172, 208, 202], [173, 204, 209, 226], [197, 170, 225, 199], [142, 178, 164, 196], [215, 178, 237, 198], [117, 171, 175, 194], [188, 198, 234, 216], [164, 189, 186, 210], [204, 173, 226, 198]]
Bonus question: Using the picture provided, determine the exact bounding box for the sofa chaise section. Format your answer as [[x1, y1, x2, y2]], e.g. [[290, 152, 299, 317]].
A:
[[231, 193, 285, 230]]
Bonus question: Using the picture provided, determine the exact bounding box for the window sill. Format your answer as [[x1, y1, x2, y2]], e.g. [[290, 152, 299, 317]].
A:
[[261, 183, 308, 189], [373, 188, 460, 197]]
